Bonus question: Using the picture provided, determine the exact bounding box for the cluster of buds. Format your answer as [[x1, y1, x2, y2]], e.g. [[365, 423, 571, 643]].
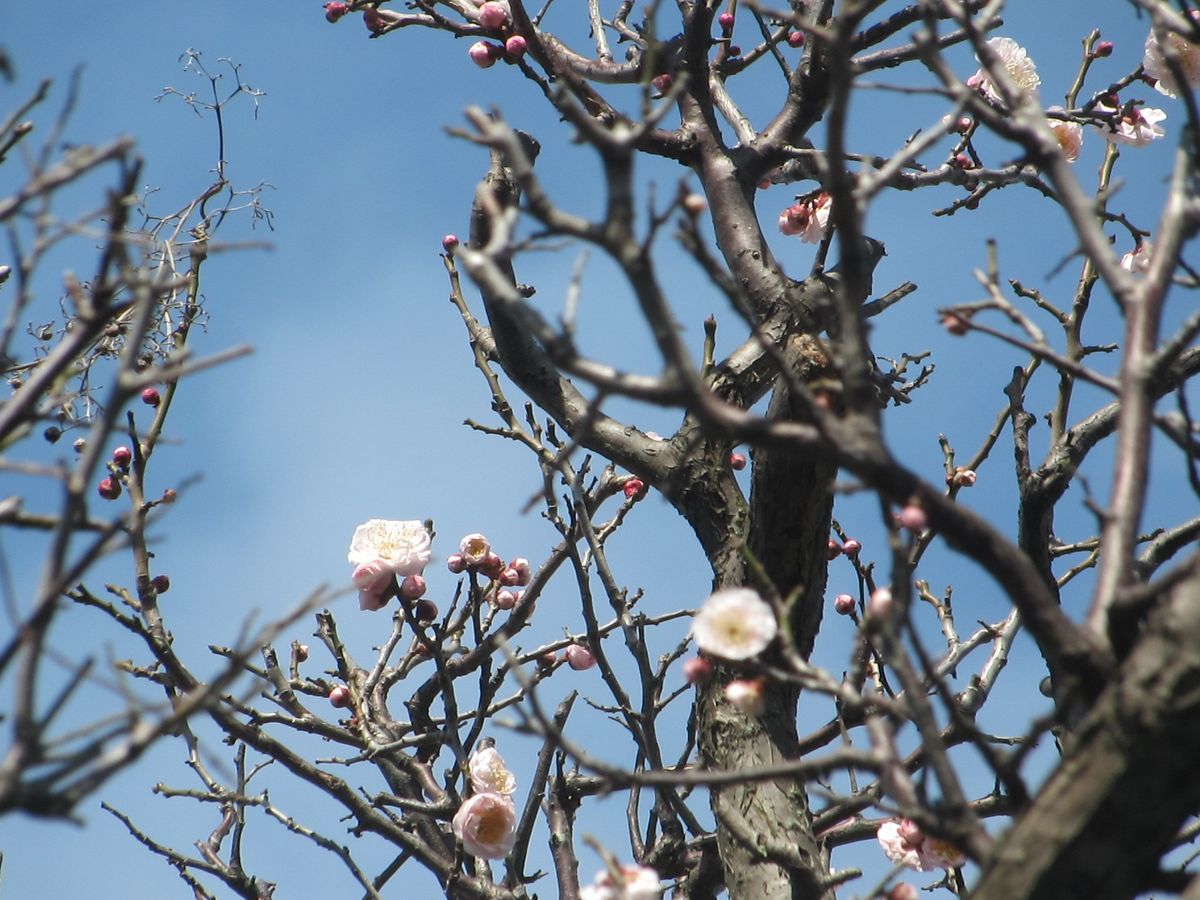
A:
[[468, 2, 527, 67], [348, 519, 433, 612], [446, 533, 532, 610]]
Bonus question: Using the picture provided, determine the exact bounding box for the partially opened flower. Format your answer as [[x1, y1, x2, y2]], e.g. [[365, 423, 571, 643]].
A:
[[578, 863, 662, 900], [348, 520, 432, 577], [351, 559, 395, 594], [972, 36, 1040, 104], [459, 533, 492, 568], [1121, 241, 1154, 274], [692, 587, 777, 660], [1144, 13, 1200, 98], [452, 792, 517, 859], [468, 746, 517, 796], [778, 192, 831, 243], [1046, 109, 1082, 161], [1096, 102, 1167, 146]]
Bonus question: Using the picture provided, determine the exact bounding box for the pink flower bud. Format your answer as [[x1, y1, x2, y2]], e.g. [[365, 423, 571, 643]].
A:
[[870, 587, 894, 619], [363, 7, 387, 32], [508, 557, 532, 586], [565, 644, 597, 671], [786, 30, 805, 48], [896, 504, 927, 531], [888, 884, 919, 900], [480, 553, 505, 579], [1093, 40, 1114, 58], [328, 685, 351, 708], [161, 488, 177, 504], [400, 574, 427, 600], [623, 477, 645, 499], [953, 152, 972, 169], [724, 678, 765, 716], [942, 312, 970, 335], [683, 193, 707, 214], [537, 651, 558, 671], [141, 387, 161, 407], [682, 655, 713, 684], [413, 598, 438, 623], [827, 539, 843, 560], [97, 476, 122, 500], [729, 451, 747, 470], [442, 234, 460, 252], [447, 553, 466, 574], [954, 116, 973, 134], [493, 589, 517, 610], [295, 643, 310, 662], [504, 35, 527, 59], [323, 1, 349, 22], [727, 45, 741, 57], [499, 566, 522, 586], [477, 1, 509, 30], [469, 41, 499, 68], [359, 589, 390, 612], [651, 73, 673, 94], [834, 593, 856, 616], [842, 538, 861, 556], [718, 11, 734, 31], [112, 446, 133, 468], [151, 574, 170, 594]]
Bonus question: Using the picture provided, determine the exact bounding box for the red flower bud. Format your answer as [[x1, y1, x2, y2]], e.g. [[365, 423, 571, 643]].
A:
[[442, 234, 460, 252], [718, 12, 734, 32], [786, 31, 806, 48], [112, 446, 133, 468], [842, 538, 862, 556], [729, 451, 747, 471], [1093, 40, 1114, 58], [97, 476, 122, 500], [151, 574, 170, 593], [328, 685, 351, 708], [324, 1, 349, 23], [623, 477, 645, 499], [141, 387, 161, 407]]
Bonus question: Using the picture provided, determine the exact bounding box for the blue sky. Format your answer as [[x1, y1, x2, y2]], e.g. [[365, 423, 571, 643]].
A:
[[1, 1, 1193, 896]]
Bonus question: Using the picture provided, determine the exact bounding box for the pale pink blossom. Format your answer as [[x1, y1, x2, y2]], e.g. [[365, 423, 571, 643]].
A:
[[692, 587, 777, 660], [1096, 102, 1167, 146], [578, 863, 662, 900], [348, 519, 432, 577], [724, 678, 765, 716], [972, 37, 1040, 104], [896, 504, 928, 531], [877, 820, 925, 870], [565, 644, 597, 671], [877, 819, 965, 871], [1046, 108, 1082, 161], [460, 533, 492, 567], [352, 559, 395, 594], [468, 41, 499, 68], [778, 192, 831, 243], [1144, 13, 1200, 98], [682, 656, 713, 684], [468, 746, 517, 796], [452, 792, 517, 859], [1121, 241, 1154, 274]]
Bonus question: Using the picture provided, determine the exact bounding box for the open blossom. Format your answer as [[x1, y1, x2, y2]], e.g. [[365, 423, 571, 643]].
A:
[[1096, 102, 1167, 146], [578, 864, 662, 900], [1144, 13, 1200, 98], [1121, 241, 1154, 274], [452, 792, 517, 859], [348, 519, 432, 577], [877, 819, 965, 871], [459, 533, 491, 567], [972, 37, 1040, 104], [1046, 108, 1082, 161], [778, 192, 831, 243], [468, 746, 517, 796], [692, 587, 777, 660]]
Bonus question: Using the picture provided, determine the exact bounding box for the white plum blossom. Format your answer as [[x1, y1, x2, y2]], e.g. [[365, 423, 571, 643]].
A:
[[468, 746, 517, 796], [692, 587, 777, 660], [1046, 108, 1083, 161], [578, 864, 662, 900], [348, 519, 432, 577], [452, 792, 517, 859], [972, 37, 1040, 104], [778, 192, 831, 243], [1121, 242, 1154, 275], [1144, 13, 1200, 98], [1097, 103, 1167, 146], [459, 533, 492, 567]]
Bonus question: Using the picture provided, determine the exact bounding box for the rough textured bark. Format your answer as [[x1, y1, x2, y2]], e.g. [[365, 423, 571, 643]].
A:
[[972, 554, 1200, 900]]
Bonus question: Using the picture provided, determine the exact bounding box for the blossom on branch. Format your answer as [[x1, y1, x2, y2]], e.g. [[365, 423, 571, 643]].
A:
[[877, 819, 965, 871], [459, 532, 492, 567], [348, 519, 432, 577], [1143, 13, 1200, 97], [1121, 241, 1154, 274], [971, 37, 1040, 104], [578, 863, 662, 900], [452, 792, 517, 859], [468, 746, 517, 796], [778, 192, 831, 243], [1096, 103, 1167, 146], [1046, 108, 1083, 161], [692, 587, 777, 660]]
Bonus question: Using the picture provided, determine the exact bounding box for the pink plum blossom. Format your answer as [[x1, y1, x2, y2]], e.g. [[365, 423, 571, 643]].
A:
[[724, 678, 765, 716], [778, 192, 831, 243], [348, 519, 432, 577], [834, 593, 856, 616], [877, 818, 964, 870], [971, 37, 1040, 104], [468, 746, 517, 796], [692, 587, 777, 660], [452, 792, 517, 859], [352, 559, 395, 594], [877, 819, 925, 870], [578, 863, 662, 900], [508, 557, 532, 585], [1143, 13, 1200, 98], [459, 533, 492, 567], [328, 685, 351, 708], [1096, 103, 1167, 146]]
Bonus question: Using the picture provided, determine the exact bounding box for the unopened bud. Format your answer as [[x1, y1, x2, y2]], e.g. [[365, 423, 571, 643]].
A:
[[565, 643, 597, 671], [682, 655, 713, 684], [477, 1, 510, 30], [1093, 40, 1114, 58], [328, 685, 351, 708], [834, 593, 856, 616], [504, 35, 527, 60]]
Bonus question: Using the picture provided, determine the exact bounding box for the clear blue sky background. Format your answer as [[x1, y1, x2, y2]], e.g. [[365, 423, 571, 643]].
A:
[[1, 2, 1192, 896]]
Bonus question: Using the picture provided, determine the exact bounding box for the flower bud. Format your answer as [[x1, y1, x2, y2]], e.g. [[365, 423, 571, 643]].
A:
[[718, 11, 734, 31], [888, 884, 919, 900], [328, 685, 351, 708], [565, 643, 596, 671], [151, 574, 170, 594], [724, 678, 765, 716], [112, 446, 133, 468], [161, 488, 177, 504], [493, 588, 517, 610], [469, 41, 499, 68], [477, 1, 509, 29], [727, 45, 741, 57], [651, 73, 673, 94], [898, 819, 924, 848], [400, 574, 427, 600], [941, 312, 970, 335], [442, 234, 460, 252], [683, 193, 707, 214], [786, 30, 805, 48], [682, 655, 713, 684], [295, 643, 310, 662], [896, 504, 928, 531], [842, 538, 861, 556], [504, 35, 527, 59], [623, 477, 645, 499], [827, 539, 843, 560], [953, 116, 973, 134], [537, 651, 558, 671], [323, 1, 349, 22], [1093, 40, 1114, 58], [413, 598, 438, 624], [97, 476, 122, 501], [729, 451, 747, 471], [141, 387, 161, 407], [499, 566, 522, 586], [870, 587, 894, 619], [833, 593, 856, 616], [447, 553, 466, 574], [479, 553, 505, 579], [508, 557, 532, 586]]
